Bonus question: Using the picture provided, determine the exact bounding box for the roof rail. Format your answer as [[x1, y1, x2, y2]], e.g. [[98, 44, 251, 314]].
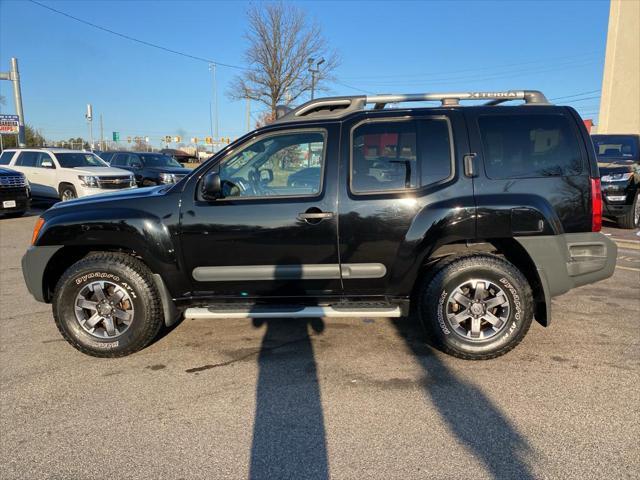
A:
[[274, 90, 549, 123]]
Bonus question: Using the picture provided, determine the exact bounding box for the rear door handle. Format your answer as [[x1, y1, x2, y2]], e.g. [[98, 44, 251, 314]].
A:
[[464, 153, 477, 177]]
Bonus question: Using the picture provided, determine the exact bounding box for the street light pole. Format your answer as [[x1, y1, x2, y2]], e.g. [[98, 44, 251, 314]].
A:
[[308, 57, 325, 100], [209, 63, 218, 140]]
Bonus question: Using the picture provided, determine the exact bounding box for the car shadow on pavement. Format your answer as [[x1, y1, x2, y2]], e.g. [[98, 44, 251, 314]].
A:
[[392, 316, 535, 480], [248, 317, 329, 480]]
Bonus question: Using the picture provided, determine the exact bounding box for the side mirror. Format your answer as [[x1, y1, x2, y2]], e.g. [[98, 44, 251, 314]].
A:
[[131, 162, 143, 169], [201, 172, 222, 200], [41, 160, 54, 169]]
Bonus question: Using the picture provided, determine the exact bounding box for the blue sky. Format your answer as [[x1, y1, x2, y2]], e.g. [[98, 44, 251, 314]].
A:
[[0, 0, 609, 147]]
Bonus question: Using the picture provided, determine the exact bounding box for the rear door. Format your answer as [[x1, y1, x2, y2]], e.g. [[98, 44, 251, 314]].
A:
[[465, 107, 592, 236], [11, 151, 42, 195], [338, 110, 474, 296]]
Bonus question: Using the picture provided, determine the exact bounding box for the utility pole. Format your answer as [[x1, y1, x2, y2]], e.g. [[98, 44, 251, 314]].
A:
[[209, 63, 218, 140], [0, 57, 26, 147], [308, 57, 325, 100], [99, 114, 104, 151], [85, 104, 93, 151]]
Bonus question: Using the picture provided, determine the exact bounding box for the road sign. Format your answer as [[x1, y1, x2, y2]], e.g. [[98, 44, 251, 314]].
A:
[[112, 132, 120, 141], [0, 114, 19, 134]]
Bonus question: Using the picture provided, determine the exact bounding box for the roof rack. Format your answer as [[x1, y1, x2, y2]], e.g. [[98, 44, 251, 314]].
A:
[[274, 90, 550, 123]]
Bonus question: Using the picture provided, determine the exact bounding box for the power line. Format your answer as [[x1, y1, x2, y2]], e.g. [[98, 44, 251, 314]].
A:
[[27, 0, 248, 71], [550, 90, 600, 100]]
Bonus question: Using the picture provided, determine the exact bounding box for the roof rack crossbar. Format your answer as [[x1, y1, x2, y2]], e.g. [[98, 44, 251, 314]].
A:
[[274, 90, 549, 123]]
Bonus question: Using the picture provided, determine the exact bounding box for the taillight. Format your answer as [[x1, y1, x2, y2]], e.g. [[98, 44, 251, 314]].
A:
[[590, 178, 602, 232], [31, 217, 45, 245]]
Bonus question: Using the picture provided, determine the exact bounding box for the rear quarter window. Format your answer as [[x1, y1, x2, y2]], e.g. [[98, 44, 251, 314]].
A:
[[479, 114, 583, 179], [0, 151, 14, 165]]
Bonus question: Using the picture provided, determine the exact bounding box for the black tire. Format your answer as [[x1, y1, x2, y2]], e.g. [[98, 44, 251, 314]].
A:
[[616, 192, 639, 229], [419, 254, 533, 360], [52, 252, 164, 357], [58, 183, 77, 201]]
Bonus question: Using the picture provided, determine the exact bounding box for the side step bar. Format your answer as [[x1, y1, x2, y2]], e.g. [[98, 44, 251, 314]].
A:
[[184, 305, 402, 319]]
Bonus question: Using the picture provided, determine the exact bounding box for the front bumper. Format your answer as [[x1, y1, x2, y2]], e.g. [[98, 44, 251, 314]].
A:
[[77, 185, 137, 198], [0, 188, 31, 213], [601, 181, 635, 217], [22, 245, 63, 303]]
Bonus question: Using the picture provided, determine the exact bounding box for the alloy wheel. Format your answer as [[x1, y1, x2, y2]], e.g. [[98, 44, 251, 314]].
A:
[[74, 281, 134, 338]]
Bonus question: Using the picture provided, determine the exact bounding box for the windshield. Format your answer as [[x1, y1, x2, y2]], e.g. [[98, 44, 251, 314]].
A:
[[56, 153, 109, 168], [138, 154, 182, 168], [592, 136, 639, 161]]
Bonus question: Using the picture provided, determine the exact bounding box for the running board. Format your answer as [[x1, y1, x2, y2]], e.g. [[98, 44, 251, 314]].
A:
[[184, 305, 402, 319]]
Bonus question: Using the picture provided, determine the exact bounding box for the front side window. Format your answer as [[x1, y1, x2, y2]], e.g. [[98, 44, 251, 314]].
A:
[[35, 153, 55, 168], [479, 114, 583, 179], [217, 131, 325, 198]]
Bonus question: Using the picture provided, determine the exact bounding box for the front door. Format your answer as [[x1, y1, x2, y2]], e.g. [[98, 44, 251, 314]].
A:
[[179, 125, 341, 299]]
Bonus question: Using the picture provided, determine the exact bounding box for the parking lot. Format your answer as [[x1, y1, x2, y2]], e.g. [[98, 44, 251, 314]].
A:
[[1, 209, 638, 480]]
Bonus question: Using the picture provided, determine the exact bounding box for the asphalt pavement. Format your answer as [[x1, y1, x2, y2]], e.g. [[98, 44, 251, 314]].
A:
[[1, 211, 638, 480]]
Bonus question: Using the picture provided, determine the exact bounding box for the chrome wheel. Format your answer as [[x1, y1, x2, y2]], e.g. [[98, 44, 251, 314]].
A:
[[445, 279, 511, 341], [74, 281, 134, 339], [61, 188, 76, 201]]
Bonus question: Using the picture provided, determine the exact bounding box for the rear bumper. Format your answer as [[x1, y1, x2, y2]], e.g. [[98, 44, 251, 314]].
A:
[[22, 245, 63, 303], [516, 232, 617, 297], [515, 233, 617, 324]]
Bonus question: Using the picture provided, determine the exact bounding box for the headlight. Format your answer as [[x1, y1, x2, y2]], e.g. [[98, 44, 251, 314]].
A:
[[601, 172, 632, 182], [78, 175, 99, 187], [159, 172, 177, 184]]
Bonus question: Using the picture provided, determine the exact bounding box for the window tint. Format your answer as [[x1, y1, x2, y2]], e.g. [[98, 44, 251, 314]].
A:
[[352, 121, 417, 193], [418, 119, 453, 186], [99, 152, 114, 163], [0, 151, 14, 165], [16, 151, 39, 167], [111, 154, 125, 166], [479, 114, 583, 179], [592, 135, 638, 159], [56, 153, 107, 168], [218, 131, 325, 198], [351, 119, 452, 193]]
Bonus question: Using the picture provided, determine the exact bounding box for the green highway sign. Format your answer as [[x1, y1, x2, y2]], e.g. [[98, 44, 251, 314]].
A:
[[112, 131, 120, 141]]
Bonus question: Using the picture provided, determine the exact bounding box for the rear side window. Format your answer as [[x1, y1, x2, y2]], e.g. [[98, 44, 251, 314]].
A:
[[0, 151, 14, 165], [351, 119, 452, 194], [15, 151, 39, 167], [479, 114, 583, 179]]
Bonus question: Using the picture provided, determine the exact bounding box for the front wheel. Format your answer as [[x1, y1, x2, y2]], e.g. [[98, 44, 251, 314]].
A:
[[59, 184, 77, 201], [53, 252, 164, 357], [419, 254, 534, 360]]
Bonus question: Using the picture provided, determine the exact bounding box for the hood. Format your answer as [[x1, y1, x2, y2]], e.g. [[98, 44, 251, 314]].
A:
[[144, 166, 192, 175], [71, 166, 133, 176], [50, 185, 166, 210], [0, 166, 23, 176], [598, 160, 636, 177]]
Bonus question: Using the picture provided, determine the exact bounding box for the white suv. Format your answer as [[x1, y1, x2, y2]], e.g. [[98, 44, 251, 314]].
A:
[[0, 149, 136, 200]]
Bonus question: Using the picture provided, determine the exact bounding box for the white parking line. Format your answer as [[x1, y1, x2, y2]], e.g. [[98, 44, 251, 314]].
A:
[[616, 265, 640, 272]]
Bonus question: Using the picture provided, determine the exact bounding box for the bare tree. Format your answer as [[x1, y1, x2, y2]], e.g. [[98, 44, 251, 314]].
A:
[[228, 2, 339, 119]]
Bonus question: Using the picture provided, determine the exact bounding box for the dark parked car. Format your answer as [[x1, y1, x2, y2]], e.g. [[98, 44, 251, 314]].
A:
[[0, 160, 31, 218], [591, 134, 639, 229], [100, 151, 191, 186], [22, 90, 616, 360]]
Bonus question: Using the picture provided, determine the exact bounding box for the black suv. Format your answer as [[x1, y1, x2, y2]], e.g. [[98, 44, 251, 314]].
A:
[[22, 91, 617, 360], [99, 151, 191, 186], [591, 134, 639, 229], [0, 164, 31, 217]]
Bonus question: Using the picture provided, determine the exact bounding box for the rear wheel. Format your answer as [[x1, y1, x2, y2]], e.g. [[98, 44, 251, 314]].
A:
[[419, 254, 533, 360], [616, 192, 639, 229], [53, 252, 164, 357], [59, 184, 77, 201]]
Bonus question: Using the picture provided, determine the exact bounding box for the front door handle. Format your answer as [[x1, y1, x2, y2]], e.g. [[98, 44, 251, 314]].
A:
[[463, 153, 477, 177], [298, 210, 334, 224]]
